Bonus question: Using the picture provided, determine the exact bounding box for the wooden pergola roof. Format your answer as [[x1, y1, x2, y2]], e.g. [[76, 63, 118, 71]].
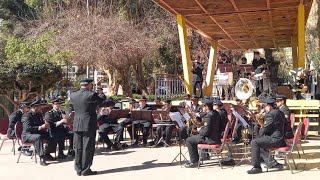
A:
[[154, 0, 313, 49]]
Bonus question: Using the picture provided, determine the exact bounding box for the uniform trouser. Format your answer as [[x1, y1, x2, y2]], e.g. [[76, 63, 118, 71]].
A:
[[251, 136, 283, 168], [186, 135, 203, 163], [127, 121, 151, 144], [192, 81, 203, 98], [256, 80, 263, 96], [99, 124, 124, 146], [233, 121, 243, 141], [74, 131, 96, 174], [52, 129, 67, 154], [23, 133, 52, 157], [178, 126, 188, 140], [155, 125, 174, 144], [66, 132, 74, 150]]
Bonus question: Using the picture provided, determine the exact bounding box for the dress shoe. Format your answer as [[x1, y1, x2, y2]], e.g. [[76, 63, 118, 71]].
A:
[[264, 163, 284, 169], [22, 150, 33, 156], [81, 170, 97, 176], [18, 146, 22, 151], [44, 154, 56, 161], [247, 167, 263, 174], [68, 150, 75, 156], [184, 162, 197, 168], [58, 153, 67, 159], [40, 158, 48, 166]]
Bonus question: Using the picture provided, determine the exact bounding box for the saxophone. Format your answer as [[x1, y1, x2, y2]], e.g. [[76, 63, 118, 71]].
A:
[[186, 106, 203, 135]]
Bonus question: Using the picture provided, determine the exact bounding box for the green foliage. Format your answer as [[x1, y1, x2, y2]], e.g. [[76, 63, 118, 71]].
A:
[[5, 33, 71, 65]]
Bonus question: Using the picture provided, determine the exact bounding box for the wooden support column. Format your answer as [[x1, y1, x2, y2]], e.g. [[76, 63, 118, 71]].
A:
[[298, 3, 305, 68], [203, 40, 218, 96], [177, 14, 192, 94], [292, 36, 298, 68]]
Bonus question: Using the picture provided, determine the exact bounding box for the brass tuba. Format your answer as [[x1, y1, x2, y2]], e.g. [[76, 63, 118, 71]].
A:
[[235, 78, 254, 100]]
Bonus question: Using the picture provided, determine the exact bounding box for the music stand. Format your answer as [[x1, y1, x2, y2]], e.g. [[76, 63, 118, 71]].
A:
[[239, 64, 253, 74], [231, 108, 252, 167], [130, 110, 153, 145], [217, 63, 232, 73], [151, 111, 173, 148]]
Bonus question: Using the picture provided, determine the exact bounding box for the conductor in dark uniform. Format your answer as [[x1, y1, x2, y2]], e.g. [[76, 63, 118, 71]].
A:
[[247, 97, 286, 174], [70, 78, 104, 176], [192, 58, 204, 98], [21, 100, 54, 166], [276, 94, 294, 139], [185, 98, 221, 168]]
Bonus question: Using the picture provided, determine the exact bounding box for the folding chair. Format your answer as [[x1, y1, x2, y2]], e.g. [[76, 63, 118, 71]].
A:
[[302, 117, 309, 141], [289, 113, 295, 129], [0, 120, 17, 155], [15, 122, 38, 164], [197, 122, 231, 169], [267, 122, 303, 174]]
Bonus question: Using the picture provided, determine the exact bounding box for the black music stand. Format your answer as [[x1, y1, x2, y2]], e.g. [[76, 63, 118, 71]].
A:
[[150, 111, 173, 148], [170, 125, 187, 166], [130, 110, 153, 145]]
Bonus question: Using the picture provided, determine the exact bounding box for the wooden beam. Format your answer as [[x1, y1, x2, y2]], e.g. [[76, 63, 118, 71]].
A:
[[194, 0, 244, 50], [156, 0, 229, 50], [266, 0, 277, 48], [203, 40, 218, 96], [291, 35, 298, 68], [177, 14, 193, 94], [229, 0, 259, 48], [184, 5, 305, 17], [298, 3, 305, 68]]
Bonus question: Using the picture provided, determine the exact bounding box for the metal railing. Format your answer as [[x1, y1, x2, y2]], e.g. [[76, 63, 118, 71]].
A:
[[154, 74, 186, 99]]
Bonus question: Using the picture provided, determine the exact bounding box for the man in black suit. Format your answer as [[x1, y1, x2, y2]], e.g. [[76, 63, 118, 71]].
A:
[[252, 51, 267, 96], [185, 98, 221, 168], [247, 97, 286, 174], [97, 87, 107, 100], [276, 94, 294, 139], [192, 58, 204, 98], [70, 78, 104, 176], [97, 100, 125, 150], [44, 98, 69, 159], [129, 96, 151, 146], [21, 100, 54, 166]]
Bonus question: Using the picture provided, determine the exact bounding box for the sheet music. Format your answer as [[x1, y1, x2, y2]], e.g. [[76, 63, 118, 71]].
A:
[[182, 113, 190, 121], [169, 112, 185, 128], [232, 110, 249, 127]]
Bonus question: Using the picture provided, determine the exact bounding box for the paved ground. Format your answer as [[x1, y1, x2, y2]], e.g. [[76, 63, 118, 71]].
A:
[[0, 137, 319, 180]]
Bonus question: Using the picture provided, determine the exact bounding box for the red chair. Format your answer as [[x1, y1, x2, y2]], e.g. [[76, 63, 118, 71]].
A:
[[197, 121, 231, 169], [0, 119, 17, 155], [15, 122, 38, 164], [289, 113, 295, 129], [267, 122, 303, 174]]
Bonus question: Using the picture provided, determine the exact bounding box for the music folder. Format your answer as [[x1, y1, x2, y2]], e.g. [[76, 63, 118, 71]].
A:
[[232, 109, 249, 128], [131, 110, 153, 122], [239, 64, 253, 73]]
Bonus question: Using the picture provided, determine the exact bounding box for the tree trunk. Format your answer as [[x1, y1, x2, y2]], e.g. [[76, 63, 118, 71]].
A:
[[0, 103, 11, 118], [134, 59, 148, 94], [105, 68, 117, 96], [119, 68, 132, 97]]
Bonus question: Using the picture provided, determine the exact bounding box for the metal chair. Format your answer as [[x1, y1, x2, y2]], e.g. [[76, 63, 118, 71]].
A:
[[15, 122, 37, 163], [267, 122, 303, 174], [197, 122, 231, 169], [0, 120, 17, 155]]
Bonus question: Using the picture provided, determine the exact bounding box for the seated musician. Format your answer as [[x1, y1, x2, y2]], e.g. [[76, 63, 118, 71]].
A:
[[97, 100, 125, 150], [185, 98, 221, 168], [212, 99, 228, 136], [247, 97, 285, 174], [179, 96, 202, 140], [128, 96, 151, 147], [44, 98, 71, 159], [153, 99, 178, 147], [21, 100, 55, 166], [64, 104, 75, 156], [275, 94, 294, 139], [154, 97, 163, 105]]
